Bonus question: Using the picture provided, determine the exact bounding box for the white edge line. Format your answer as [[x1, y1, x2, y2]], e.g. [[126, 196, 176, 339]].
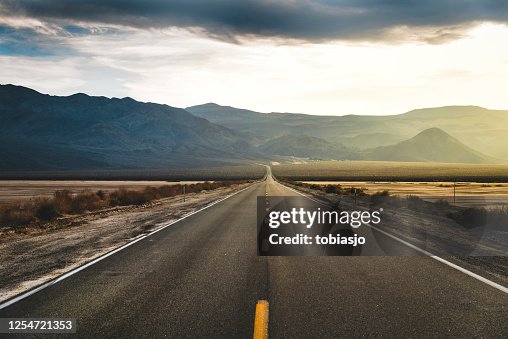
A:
[[279, 181, 508, 294], [0, 184, 255, 310], [366, 223, 508, 294]]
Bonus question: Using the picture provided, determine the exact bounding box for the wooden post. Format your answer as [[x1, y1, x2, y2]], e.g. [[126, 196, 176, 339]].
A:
[[183, 185, 186, 202], [453, 181, 456, 204]]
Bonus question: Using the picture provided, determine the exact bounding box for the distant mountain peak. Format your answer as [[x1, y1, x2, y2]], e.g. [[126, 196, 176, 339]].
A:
[[69, 92, 90, 98], [368, 127, 496, 164], [188, 102, 240, 111], [258, 134, 358, 160], [0, 83, 41, 95], [413, 127, 450, 139]]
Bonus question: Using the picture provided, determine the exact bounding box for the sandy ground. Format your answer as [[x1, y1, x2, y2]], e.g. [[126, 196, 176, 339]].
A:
[[303, 181, 508, 196], [0, 180, 208, 201], [303, 181, 508, 209], [0, 183, 249, 303]]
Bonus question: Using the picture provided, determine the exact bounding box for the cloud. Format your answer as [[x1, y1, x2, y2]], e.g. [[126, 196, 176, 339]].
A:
[[0, 13, 127, 56], [0, 54, 138, 96], [0, 24, 71, 56], [2, 22, 508, 116], [1, 0, 507, 43]]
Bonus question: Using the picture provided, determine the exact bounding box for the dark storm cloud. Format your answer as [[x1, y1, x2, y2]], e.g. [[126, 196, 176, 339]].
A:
[[2, 0, 508, 42]]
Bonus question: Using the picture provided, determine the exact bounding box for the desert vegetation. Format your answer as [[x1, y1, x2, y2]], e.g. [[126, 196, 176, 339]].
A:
[[300, 181, 508, 197], [0, 181, 250, 230], [287, 179, 508, 230], [285, 180, 368, 196], [374, 193, 508, 230], [272, 161, 508, 181]]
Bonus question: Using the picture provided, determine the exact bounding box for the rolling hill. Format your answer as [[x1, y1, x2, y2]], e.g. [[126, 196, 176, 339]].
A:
[[364, 128, 496, 163], [258, 135, 360, 160]]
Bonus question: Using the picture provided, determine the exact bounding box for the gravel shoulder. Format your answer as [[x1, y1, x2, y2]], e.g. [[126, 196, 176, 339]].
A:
[[0, 183, 251, 303]]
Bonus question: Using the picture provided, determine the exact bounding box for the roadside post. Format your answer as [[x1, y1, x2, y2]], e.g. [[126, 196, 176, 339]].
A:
[[453, 181, 456, 204]]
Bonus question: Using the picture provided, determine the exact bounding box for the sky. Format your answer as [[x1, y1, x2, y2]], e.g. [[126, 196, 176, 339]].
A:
[[1, 1, 507, 116]]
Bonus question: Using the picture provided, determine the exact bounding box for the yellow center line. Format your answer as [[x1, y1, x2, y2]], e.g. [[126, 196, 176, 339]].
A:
[[253, 299, 269, 339]]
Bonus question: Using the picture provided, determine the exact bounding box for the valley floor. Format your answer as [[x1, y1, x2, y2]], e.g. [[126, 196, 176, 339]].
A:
[[303, 181, 508, 209]]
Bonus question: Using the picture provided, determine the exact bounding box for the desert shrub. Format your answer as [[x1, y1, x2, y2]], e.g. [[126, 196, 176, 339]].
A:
[[110, 188, 151, 206], [0, 180, 247, 229], [201, 181, 216, 190], [53, 189, 105, 214], [373, 190, 390, 197], [487, 207, 508, 229], [54, 189, 73, 212], [36, 199, 60, 221], [325, 185, 340, 194], [434, 199, 450, 208], [69, 191, 105, 213], [96, 190, 106, 200], [370, 190, 390, 206], [343, 187, 366, 196], [447, 207, 487, 228], [407, 195, 427, 212], [108, 181, 241, 206], [0, 201, 35, 226]]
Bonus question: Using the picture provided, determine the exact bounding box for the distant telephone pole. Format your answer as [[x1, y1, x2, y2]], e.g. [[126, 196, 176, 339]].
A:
[[453, 181, 456, 204]]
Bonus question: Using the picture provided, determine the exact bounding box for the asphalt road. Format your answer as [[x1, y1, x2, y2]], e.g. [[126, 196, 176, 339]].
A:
[[1, 172, 507, 338]]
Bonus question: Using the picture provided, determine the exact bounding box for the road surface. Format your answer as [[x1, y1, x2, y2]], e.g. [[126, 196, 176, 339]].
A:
[[1, 170, 507, 338]]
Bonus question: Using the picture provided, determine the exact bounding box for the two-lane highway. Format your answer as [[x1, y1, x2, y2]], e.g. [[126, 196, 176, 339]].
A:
[[1, 169, 507, 338]]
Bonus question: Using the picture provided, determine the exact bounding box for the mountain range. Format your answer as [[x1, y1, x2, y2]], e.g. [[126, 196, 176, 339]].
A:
[[0, 84, 505, 171], [187, 103, 508, 159], [0, 85, 261, 170]]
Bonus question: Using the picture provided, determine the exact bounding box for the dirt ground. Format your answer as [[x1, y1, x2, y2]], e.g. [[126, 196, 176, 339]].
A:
[[0, 180, 208, 201], [303, 181, 508, 209], [0, 183, 249, 303], [303, 181, 508, 196]]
